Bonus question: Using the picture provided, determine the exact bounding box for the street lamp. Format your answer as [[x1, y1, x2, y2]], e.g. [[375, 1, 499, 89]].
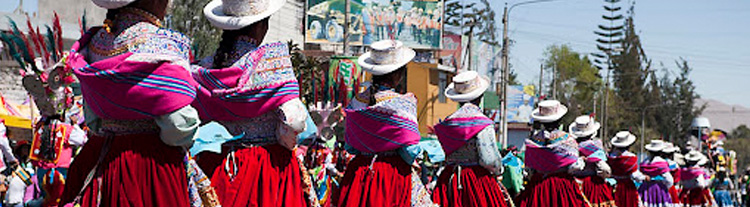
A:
[[499, 0, 560, 148]]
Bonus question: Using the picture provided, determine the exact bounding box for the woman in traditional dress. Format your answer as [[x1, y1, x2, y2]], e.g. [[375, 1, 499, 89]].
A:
[[714, 167, 736, 207], [334, 40, 436, 207], [60, 0, 201, 206], [663, 142, 683, 205], [431, 71, 509, 207], [517, 100, 590, 207], [569, 115, 616, 207], [608, 131, 647, 207], [640, 140, 675, 207], [680, 150, 713, 207], [193, 0, 314, 206]]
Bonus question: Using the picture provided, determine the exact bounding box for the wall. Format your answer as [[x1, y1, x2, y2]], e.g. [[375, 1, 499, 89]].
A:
[[263, 0, 305, 48], [406, 62, 458, 137], [37, 0, 106, 28]]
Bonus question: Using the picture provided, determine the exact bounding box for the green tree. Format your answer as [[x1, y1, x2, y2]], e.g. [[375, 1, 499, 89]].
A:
[[648, 59, 704, 142], [731, 124, 750, 139], [444, 0, 498, 45], [543, 44, 603, 124], [592, 0, 625, 71], [167, 0, 220, 59], [608, 4, 650, 136]]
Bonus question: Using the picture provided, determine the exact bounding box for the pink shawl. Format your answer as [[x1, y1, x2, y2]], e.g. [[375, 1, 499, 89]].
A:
[[680, 167, 705, 181], [68, 27, 197, 119], [524, 131, 579, 173], [345, 90, 420, 153], [579, 139, 605, 162], [640, 160, 670, 177], [433, 104, 492, 155], [191, 42, 299, 121]]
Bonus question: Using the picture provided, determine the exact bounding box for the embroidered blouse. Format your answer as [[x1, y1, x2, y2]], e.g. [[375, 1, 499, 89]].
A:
[[194, 37, 307, 148], [442, 104, 503, 175], [76, 11, 199, 147]]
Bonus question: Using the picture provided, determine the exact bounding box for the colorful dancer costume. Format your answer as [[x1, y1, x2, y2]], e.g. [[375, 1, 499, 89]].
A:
[[335, 40, 436, 207], [517, 100, 591, 207], [60, 3, 202, 206], [639, 140, 675, 207], [569, 116, 615, 207], [194, 1, 314, 206], [432, 71, 509, 207], [680, 151, 714, 207], [608, 131, 647, 207]]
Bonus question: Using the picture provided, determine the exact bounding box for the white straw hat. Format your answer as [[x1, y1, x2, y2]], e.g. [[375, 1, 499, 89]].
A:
[[92, 0, 136, 9], [531, 100, 567, 123], [645, 140, 666, 152], [610, 131, 636, 147], [358, 40, 416, 76], [662, 143, 679, 153], [204, 0, 287, 30], [568, 115, 600, 138], [445, 71, 490, 102], [684, 150, 703, 162]]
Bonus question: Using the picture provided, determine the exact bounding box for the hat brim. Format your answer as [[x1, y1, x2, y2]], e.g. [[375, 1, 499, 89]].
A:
[[357, 48, 416, 75], [645, 144, 665, 152], [204, 0, 287, 30], [568, 121, 601, 137], [444, 75, 490, 102], [610, 135, 636, 147], [92, 0, 136, 9], [531, 105, 568, 123]]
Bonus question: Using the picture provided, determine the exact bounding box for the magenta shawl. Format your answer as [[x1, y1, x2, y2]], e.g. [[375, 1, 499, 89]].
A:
[[191, 42, 299, 121], [525, 131, 579, 173], [680, 167, 705, 181], [640, 159, 670, 177], [345, 90, 421, 153], [578, 139, 605, 162], [433, 104, 492, 155], [68, 28, 197, 119]]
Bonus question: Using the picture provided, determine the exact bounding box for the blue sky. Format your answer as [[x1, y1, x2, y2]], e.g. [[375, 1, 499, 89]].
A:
[[3, 0, 749, 107], [480, 0, 750, 107]]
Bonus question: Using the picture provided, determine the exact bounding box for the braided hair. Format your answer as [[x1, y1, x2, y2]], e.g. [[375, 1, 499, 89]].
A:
[[212, 18, 269, 68]]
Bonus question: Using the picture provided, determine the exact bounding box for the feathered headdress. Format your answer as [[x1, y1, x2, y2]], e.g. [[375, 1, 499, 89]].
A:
[[0, 13, 74, 117]]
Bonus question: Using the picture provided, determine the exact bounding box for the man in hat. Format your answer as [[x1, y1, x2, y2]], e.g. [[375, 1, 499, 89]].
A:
[[60, 0, 202, 206], [195, 0, 314, 206], [639, 140, 675, 206], [569, 115, 615, 207], [431, 71, 509, 207], [335, 40, 436, 207], [680, 150, 713, 206], [608, 131, 647, 207], [516, 100, 589, 207]]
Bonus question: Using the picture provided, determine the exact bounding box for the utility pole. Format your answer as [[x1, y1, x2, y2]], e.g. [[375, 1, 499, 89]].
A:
[[538, 64, 543, 97], [499, 5, 509, 148], [499, 0, 559, 148], [343, 0, 350, 56]]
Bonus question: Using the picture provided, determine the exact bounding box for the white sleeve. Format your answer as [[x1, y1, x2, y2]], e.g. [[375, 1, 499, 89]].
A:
[[67, 125, 88, 146], [0, 136, 15, 163], [632, 170, 647, 182], [155, 105, 201, 147], [596, 160, 612, 177], [697, 175, 708, 188], [568, 158, 585, 173], [659, 171, 674, 188], [476, 126, 503, 175], [276, 98, 308, 150]]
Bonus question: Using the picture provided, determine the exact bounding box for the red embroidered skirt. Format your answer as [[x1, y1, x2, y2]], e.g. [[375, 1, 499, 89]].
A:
[[432, 165, 509, 207], [579, 176, 615, 207], [334, 154, 412, 207], [613, 178, 640, 207], [60, 133, 189, 207], [680, 188, 712, 206], [516, 172, 590, 207], [210, 144, 308, 207]]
